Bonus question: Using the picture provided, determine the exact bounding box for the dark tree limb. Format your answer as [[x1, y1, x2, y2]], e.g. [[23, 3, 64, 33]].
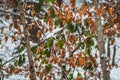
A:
[[107, 37, 110, 58], [112, 45, 116, 66]]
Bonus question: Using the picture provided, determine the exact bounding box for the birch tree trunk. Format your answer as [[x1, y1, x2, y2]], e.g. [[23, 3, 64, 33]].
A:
[[94, 0, 110, 80], [18, 0, 36, 80]]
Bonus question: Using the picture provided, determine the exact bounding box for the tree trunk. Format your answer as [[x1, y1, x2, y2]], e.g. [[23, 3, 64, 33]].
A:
[[94, 0, 110, 80], [18, 0, 36, 80], [95, 17, 110, 80]]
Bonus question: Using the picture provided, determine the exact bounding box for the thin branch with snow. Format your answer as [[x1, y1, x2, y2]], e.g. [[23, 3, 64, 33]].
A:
[[0, 8, 44, 20]]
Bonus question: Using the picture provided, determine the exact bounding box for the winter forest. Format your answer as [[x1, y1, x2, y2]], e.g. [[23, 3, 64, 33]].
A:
[[0, 0, 120, 80]]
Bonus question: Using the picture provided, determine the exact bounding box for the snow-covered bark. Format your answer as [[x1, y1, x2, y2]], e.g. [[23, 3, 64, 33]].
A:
[[18, 0, 36, 80], [94, 0, 110, 80], [95, 17, 110, 80]]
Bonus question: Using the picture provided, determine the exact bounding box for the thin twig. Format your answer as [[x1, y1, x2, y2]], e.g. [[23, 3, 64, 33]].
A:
[[107, 37, 110, 57], [0, 8, 44, 20], [112, 45, 116, 66], [76, 23, 81, 42], [69, 46, 79, 57], [61, 65, 69, 80], [2, 55, 20, 66]]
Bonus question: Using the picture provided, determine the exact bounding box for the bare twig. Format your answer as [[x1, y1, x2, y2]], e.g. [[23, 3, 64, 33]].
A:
[[2, 55, 19, 66], [107, 37, 110, 57], [69, 46, 79, 57], [0, 8, 44, 20], [112, 45, 116, 66], [61, 65, 69, 80], [76, 23, 81, 42]]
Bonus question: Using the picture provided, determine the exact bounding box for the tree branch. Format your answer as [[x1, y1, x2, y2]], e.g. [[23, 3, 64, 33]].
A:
[[112, 45, 116, 66], [0, 8, 44, 20], [18, 0, 36, 80], [2, 55, 19, 66]]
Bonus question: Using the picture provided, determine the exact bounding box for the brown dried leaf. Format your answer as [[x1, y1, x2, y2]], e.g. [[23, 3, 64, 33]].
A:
[[90, 71, 94, 76], [70, 0, 76, 9], [101, 5, 105, 13], [36, 47, 40, 55], [58, 12, 62, 19], [95, 53, 98, 58], [110, 38, 115, 45], [31, 9, 35, 16], [36, 30, 41, 38], [62, 19, 66, 25], [76, 77, 83, 80], [1, 27, 4, 33], [79, 57, 86, 66], [66, 11, 71, 21], [111, 16, 117, 23], [9, 23, 13, 31], [79, 9, 82, 17], [5, 13, 11, 20], [36, 72, 40, 76], [108, 7, 114, 15], [115, 64, 118, 68], [96, 10, 100, 16], [48, 9, 51, 15], [11, 35, 16, 42], [53, 56, 58, 63], [49, 18, 53, 27], [54, 8, 59, 15], [98, 72, 101, 78], [5, 35, 8, 42], [17, 25, 22, 34], [14, 68, 22, 74]]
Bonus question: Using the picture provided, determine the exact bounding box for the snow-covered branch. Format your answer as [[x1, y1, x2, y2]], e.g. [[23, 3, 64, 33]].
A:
[[0, 8, 44, 20]]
